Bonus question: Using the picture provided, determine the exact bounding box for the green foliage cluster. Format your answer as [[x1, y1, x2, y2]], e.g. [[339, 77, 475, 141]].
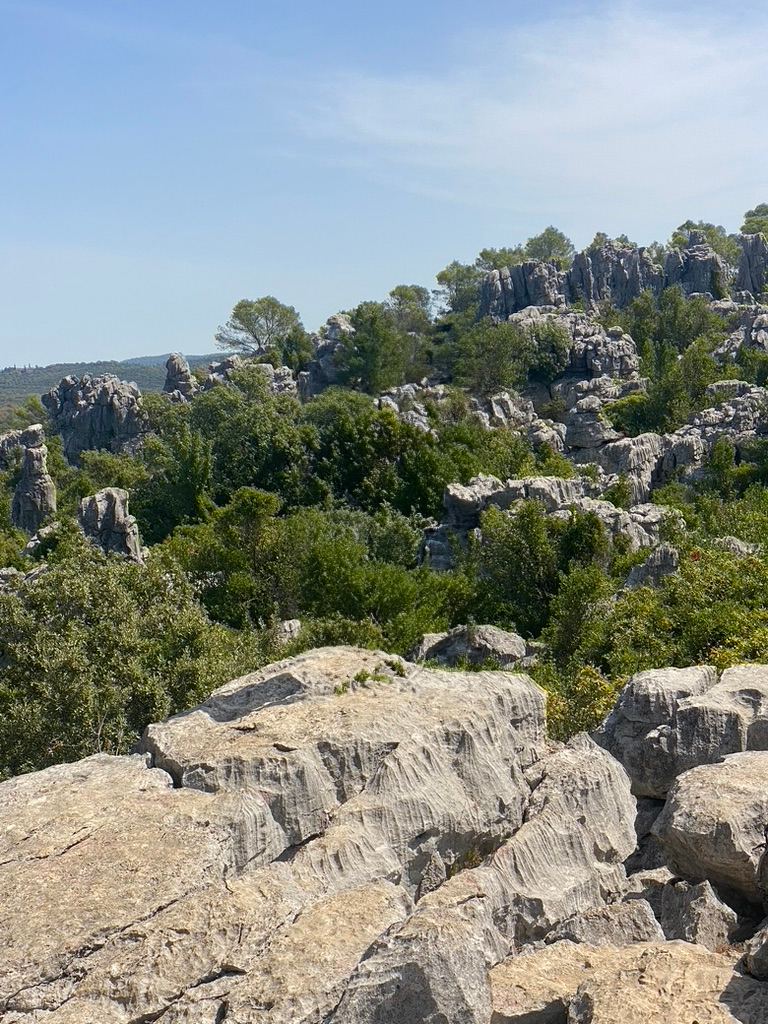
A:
[[602, 287, 729, 434]]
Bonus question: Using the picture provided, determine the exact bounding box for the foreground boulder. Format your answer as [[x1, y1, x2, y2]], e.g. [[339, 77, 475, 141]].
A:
[[596, 664, 768, 797], [653, 751, 768, 904], [0, 648, 558, 1022]]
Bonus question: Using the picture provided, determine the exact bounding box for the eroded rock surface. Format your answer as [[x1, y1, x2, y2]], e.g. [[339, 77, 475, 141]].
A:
[[78, 487, 144, 563], [10, 428, 56, 534], [42, 374, 145, 464]]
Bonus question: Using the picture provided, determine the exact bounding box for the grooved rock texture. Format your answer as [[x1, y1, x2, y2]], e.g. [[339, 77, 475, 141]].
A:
[[42, 374, 145, 464], [736, 233, 768, 296], [7, 646, 768, 1023], [491, 941, 768, 1023]]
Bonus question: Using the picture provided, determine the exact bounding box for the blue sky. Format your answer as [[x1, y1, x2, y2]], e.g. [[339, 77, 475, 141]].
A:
[[1, 0, 767, 365]]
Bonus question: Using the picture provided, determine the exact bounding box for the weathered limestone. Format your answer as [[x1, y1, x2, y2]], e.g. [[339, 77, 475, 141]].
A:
[[163, 352, 199, 400], [42, 374, 145, 464], [653, 751, 768, 903], [10, 428, 56, 534], [595, 665, 721, 797], [78, 487, 144, 563], [491, 939, 768, 1024], [0, 423, 47, 470], [406, 624, 528, 668], [543, 900, 665, 946], [736, 233, 768, 296]]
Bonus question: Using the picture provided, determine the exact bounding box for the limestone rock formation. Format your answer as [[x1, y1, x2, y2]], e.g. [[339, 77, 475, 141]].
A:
[[543, 900, 665, 947], [7, 643, 768, 1022], [0, 423, 46, 470], [736, 233, 768, 296], [622, 543, 679, 589], [663, 239, 729, 298], [653, 751, 768, 903], [569, 242, 663, 309], [78, 487, 144, 563], [298, 313, 354, 400], [42, 373, 145, 464], [420, 473, 679, 571], [490, 939, 768, 1023], [199, 354, 244, 389], [481, 260, 568, 319], [10, 429, 56, 534], [406, 623, 528, 668], [163, 352, 199, 400], [595, 664, 768, 799]]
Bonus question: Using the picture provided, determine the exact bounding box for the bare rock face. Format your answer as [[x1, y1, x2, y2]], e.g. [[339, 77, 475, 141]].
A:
[[163, 352, 199, 400], [543, 900, 665, 947], [0, 423, 46, 470], [10, 429, 56, 534], [736, 233, 768, 296], [481, 262, 568, 319], [0, 648, 551, 1024], [78, 487, 144, 563], [664, 241, 729, 299], [406, 624, 528, 668], [569, 242, 663, 309], [593, 664, 768, 798], [42, 374, 145, 464], [622, 543, 679, 589], [298, 313, 354, 400], [490, 940, 768, 1023], [653, 751, 768, 903]]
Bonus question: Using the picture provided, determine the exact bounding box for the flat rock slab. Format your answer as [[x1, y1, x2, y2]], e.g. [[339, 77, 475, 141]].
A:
[[0, 754, 276, 1013], [491, 941, 768, 1023]]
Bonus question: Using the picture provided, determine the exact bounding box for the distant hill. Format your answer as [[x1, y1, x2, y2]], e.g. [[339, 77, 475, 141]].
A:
[[0, 353, 223, 406]]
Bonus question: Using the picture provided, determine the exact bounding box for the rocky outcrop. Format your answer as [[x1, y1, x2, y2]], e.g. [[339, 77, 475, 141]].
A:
[[736, 233, 768, 296], [480, 239, 728, 319], [420, 473, 678, 571], [8, 645, 768, 1022], [163, 352, 199, 400], [594, 664, 768, 798], [663, 239, 729, 299], [9, 427, 56, 534], [78, 487, 144, 563], [406, 624, 529, 668], [569, 242, 663, 309], [0, 647, 569, 1023], [481, 261, 568, 319], [510, 307, 640, 379], [298, 313, 354, 400], [42, 374, 145, 464], [491, 939, 768, 1022], [622, 543, 679, 589]]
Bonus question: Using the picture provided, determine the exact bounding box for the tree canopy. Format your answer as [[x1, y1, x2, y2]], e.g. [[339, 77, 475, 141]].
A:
[[215, 296, 303, 357]]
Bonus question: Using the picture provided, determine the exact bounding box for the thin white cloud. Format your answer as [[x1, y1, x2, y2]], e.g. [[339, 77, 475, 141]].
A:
[[291, 3, 768, 238]]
